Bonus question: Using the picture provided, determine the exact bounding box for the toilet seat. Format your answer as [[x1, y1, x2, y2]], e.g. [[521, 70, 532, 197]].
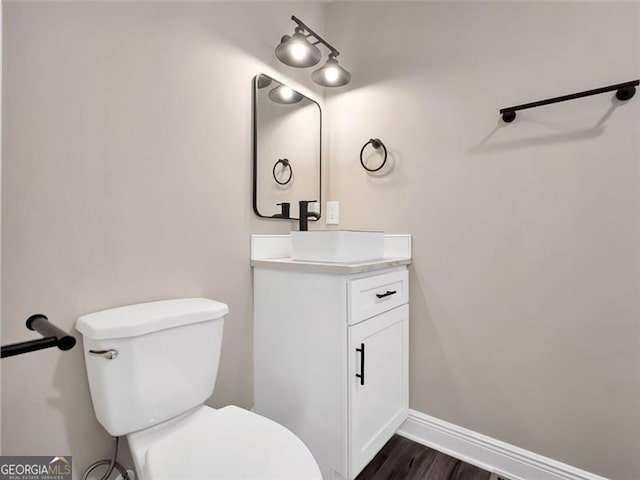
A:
[[143, 405, 322, 480]]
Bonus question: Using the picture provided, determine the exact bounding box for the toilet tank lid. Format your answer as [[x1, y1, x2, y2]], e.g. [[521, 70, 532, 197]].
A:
[[76, 298, 228, 340]]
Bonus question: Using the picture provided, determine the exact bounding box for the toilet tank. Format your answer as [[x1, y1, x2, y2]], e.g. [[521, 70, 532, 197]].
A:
[[76, 298, 228, 436]]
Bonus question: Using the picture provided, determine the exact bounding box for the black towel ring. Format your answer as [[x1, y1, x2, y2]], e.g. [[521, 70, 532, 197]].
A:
[[272, 158, 293, 185], [360, 138, 388, 172]]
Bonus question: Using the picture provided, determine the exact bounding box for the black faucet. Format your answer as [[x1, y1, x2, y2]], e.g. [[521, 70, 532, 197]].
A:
[[298, 200, 319, 231], [272, 202, 290, 219]]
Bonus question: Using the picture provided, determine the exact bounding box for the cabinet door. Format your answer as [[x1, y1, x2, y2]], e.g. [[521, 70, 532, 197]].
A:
[[348, 305, 409, 478]]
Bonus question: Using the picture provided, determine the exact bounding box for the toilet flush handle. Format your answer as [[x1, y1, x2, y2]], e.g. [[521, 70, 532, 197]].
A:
[[88, 349, 118, 360]]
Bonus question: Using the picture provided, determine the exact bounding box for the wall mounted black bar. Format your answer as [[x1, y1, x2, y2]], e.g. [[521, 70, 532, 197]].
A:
[[1, 314, 77, 359], [500, 79, 639, 123]]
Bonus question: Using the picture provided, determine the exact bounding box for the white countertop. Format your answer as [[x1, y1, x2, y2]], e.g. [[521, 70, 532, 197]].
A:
[[250, 256, 411, 274]]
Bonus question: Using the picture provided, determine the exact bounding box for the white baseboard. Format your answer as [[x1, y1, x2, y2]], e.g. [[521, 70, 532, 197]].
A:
[[397, 409, 608, 480]]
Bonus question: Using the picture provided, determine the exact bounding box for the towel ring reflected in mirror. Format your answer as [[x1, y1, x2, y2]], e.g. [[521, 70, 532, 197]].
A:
[[272, 158, 293, 185]]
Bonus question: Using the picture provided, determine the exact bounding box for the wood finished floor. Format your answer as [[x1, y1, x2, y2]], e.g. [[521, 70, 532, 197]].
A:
[[356, 435, 492, 480]]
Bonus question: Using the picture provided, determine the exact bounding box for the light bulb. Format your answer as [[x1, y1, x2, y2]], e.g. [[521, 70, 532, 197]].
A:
[[290, 42, 308, 61], [268, 85, 303, 104], [275, 30, 321, 68], [312, 57, 351, 87], [324, 67, 340, 83], [280, 87, 294, 100]]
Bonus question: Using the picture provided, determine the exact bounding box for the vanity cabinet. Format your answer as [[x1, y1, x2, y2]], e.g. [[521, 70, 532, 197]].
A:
[[253, 264, 409, 479], [349, 304, 408, 475]]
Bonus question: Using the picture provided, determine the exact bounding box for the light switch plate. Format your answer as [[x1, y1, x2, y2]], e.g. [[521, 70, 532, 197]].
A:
[[326, 201, 340, 224]]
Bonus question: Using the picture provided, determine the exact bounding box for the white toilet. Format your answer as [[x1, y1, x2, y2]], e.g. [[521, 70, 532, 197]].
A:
[[76, 298, 322, 479]]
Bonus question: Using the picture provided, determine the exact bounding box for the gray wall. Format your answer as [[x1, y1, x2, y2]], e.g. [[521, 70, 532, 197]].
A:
[[3, 2, 639, 479], [325, 2, 639, 479], [1, 2, 324, 475]]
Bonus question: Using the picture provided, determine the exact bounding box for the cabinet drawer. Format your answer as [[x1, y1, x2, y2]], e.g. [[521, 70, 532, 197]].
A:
[[348, 269, 408, 324]]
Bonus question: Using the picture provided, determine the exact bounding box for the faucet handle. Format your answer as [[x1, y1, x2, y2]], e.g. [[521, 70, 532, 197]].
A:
[[299, 200, 319, 215], [298, 200, 319, 231], [275, 202, 291, 219]]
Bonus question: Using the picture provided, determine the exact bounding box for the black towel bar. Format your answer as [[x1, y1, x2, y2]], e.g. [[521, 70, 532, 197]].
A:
[[500, 79, 639, 123], [1, 314, 76, 359]]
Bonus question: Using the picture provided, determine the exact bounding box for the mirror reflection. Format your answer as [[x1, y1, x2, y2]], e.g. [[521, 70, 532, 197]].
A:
[[253, 74, 321, 220]]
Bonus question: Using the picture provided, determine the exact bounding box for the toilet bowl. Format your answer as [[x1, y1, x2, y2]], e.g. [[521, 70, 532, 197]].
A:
[[76, 298, 322, 480]]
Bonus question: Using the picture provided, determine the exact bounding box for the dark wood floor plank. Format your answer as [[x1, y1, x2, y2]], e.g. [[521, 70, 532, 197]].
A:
[[421, 452, 459, 480], [356, 435, 491, 480], [359, 436, 428, 480], [450, 460, 492, 480], [402, 447, 440, 480], [355, 437, 397, 479]]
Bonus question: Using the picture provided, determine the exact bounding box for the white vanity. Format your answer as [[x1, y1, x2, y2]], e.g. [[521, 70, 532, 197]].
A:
[[251, 233, 411, 480]]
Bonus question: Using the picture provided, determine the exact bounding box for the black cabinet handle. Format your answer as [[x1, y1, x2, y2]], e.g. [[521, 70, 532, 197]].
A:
[[355, 343, 365, 386], [376, 290, 397, 299]]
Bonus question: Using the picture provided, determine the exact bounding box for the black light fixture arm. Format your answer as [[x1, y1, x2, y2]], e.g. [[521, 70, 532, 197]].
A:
[[291, 15, 340, 58], [500, 79, 639, 123], [1, 314, 77, 359]]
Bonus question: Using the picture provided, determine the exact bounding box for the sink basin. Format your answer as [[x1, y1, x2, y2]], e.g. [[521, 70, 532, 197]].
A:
[[291, 230, 385, 263]]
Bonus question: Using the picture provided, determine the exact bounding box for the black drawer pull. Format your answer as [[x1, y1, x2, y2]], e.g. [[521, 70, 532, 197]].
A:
[[355, 343, 365, 386], [376, 290, 397, 299]]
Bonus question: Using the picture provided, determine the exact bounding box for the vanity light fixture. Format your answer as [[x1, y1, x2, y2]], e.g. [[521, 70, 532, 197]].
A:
[[268, 85, 304, 104], [312, 55, 352, 88], [276, 15, 351, 87], [275, 30, 322, 68]]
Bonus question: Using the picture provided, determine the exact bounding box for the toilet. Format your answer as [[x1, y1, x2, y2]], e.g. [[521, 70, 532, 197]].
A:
[[76, 298, 322, 479]]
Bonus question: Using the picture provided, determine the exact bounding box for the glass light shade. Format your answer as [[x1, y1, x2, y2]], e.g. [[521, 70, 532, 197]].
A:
[[275, 32, 322, 68], [268, 85, 304, 104], [311, 57, 352, 87]]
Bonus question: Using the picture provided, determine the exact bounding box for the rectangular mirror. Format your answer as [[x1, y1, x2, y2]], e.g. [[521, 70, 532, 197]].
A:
[[252, 74, 321, 220]]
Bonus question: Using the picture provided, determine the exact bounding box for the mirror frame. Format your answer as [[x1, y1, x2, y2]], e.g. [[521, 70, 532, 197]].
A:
[[252, 73, 322, 221]]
